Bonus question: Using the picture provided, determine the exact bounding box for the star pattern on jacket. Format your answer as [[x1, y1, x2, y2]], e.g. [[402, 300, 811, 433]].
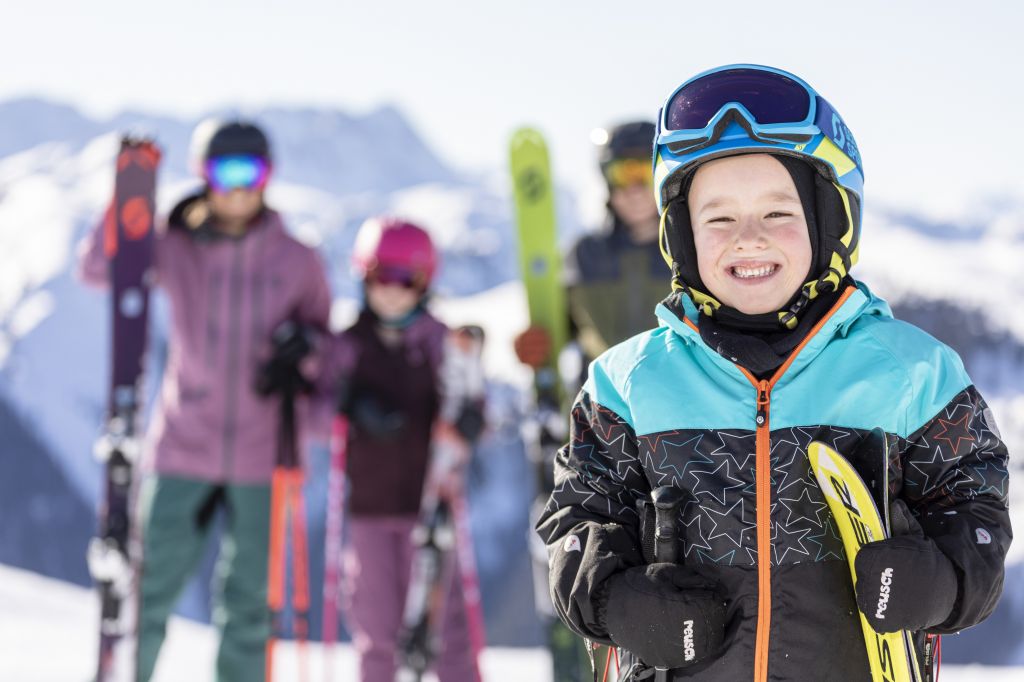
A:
[[546, 386, 1006, 573], [778, 486, 830, 529], [634, 426, 847, 567], [688, 459, 746, 506], [901, 387, 1007, 511], [932, 411, 976, 458], [804, 518, 846, 562], [643, 433, 711, 488], [772, 522, 812, 564], [705, 497, 757, 549]]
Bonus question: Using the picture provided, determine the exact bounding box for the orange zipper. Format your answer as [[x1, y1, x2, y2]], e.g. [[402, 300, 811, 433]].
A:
[[753, 380, 772, 682], [731, 286, 857, 682]]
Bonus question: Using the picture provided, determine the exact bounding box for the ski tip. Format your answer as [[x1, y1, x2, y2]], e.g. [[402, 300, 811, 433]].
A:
[[510, 126, 546, 148], [117, 135, 163, 168], [808, 441, 844, 498], [119, 132, 158, 147]]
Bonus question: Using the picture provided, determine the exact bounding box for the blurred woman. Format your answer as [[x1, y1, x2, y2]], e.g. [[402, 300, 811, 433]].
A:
[[77, 119, 331, 682]]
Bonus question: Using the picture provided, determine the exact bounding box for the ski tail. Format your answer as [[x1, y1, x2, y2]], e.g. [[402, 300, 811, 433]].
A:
[[92, 135, 160, 682], [809, 437, 921, 682]]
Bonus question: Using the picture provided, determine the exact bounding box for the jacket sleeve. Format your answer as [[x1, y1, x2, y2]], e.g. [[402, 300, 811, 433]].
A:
[[899, 384, 1012, 633], [535, 378, 650, 643], [295, 248, 332, 333]]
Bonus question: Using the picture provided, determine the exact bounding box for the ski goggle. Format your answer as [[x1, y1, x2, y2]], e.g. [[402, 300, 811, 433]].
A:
[[204, 154, 270, 193], [603, 158, 653, 189], [365, 266, 426, 290], [652, 64, 864, 213], [658, 66, 824, 154]]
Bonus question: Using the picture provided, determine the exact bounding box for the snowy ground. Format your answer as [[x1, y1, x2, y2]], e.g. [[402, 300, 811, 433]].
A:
[[0, 563, 549, 682], [1, 565, 1019, 682]]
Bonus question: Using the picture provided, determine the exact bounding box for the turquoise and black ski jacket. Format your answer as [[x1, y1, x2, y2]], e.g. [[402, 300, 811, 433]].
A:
[[536, 282, 1011, 682]]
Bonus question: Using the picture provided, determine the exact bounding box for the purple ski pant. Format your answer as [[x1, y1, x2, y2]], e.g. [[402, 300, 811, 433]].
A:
[[343, 516, 477, 682]]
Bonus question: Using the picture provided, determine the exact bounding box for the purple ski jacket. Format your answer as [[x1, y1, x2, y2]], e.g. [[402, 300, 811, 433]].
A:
[[310, 309, 448, 516], [340, 310, 445, 517], [77, 194, 332, 484]]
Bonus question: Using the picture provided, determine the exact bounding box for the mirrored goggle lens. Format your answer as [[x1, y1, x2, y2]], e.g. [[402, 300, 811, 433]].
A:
[[604, 158, 653, 188], [367, 267, 422, 289], [665, 68, 812, 131], [205, 155, 269, 192]]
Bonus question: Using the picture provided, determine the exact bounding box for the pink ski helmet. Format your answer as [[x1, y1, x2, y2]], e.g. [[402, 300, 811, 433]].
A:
[[352, 217, 438, 289]]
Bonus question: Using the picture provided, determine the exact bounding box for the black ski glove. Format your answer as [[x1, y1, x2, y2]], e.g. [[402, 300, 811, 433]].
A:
[[854, 499, 958, 633], [336, 381, 406, 440], [602, 563, 728, 670], [349, 394, 406, 439], [255, 321, 316, 397], [454, 402, 486, 444]]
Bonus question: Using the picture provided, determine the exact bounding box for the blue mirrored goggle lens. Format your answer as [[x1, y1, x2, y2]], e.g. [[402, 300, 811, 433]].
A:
[[665, 68, 812, 131], [205, 155, 269, 191]]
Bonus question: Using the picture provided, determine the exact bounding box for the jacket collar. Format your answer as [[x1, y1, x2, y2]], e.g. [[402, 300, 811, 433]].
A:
[[167, 191, 284, 243], [654, 281, 892, 383]]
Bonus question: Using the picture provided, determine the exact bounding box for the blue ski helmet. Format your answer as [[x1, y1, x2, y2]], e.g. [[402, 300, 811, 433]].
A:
[[654, 64, 864, 326]]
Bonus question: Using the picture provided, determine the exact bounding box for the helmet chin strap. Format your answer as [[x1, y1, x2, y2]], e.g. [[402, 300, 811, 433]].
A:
[[673, 268, 847, 331]]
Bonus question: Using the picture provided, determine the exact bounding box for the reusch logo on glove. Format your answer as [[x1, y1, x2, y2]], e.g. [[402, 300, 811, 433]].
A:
[[976, 527, 992, 545], [875, 567, 894, 620], [683, 619, 695, 661], [563, 534, 582, 553]]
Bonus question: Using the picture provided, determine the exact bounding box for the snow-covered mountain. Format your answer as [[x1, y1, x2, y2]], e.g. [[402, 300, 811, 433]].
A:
[[0, 98, 1021, 662]]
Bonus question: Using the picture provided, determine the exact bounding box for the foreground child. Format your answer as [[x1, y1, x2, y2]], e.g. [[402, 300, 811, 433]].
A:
[[537, 64, 1011, 681]]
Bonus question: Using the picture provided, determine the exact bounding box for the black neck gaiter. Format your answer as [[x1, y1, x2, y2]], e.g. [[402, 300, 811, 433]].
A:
[[696, 285, 845, 378]]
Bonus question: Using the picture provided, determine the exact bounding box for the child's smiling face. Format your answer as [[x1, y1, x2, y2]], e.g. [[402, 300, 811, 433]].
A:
[[687, 154, 812, 315]]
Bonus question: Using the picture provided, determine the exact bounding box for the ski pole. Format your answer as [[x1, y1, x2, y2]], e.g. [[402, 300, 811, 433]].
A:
[[266, 388, 311, 682], [450, 487, 486, 682], [651, 486, 686, 682], [321, 415, 349, 682]]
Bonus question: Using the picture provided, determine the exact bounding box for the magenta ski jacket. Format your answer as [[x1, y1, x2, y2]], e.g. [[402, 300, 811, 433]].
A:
[[77, 195, 332, 484]]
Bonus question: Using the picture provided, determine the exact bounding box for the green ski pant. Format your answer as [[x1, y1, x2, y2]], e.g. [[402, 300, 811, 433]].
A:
[[134, 475, 271, 682]]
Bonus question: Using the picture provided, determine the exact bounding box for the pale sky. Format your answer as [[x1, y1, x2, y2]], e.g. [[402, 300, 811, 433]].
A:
[[3, 0, 1021, 220]]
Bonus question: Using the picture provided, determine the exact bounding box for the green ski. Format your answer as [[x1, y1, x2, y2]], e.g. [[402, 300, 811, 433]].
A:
[[509, 127, 592, 682], [509, 127, 569, 391]]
